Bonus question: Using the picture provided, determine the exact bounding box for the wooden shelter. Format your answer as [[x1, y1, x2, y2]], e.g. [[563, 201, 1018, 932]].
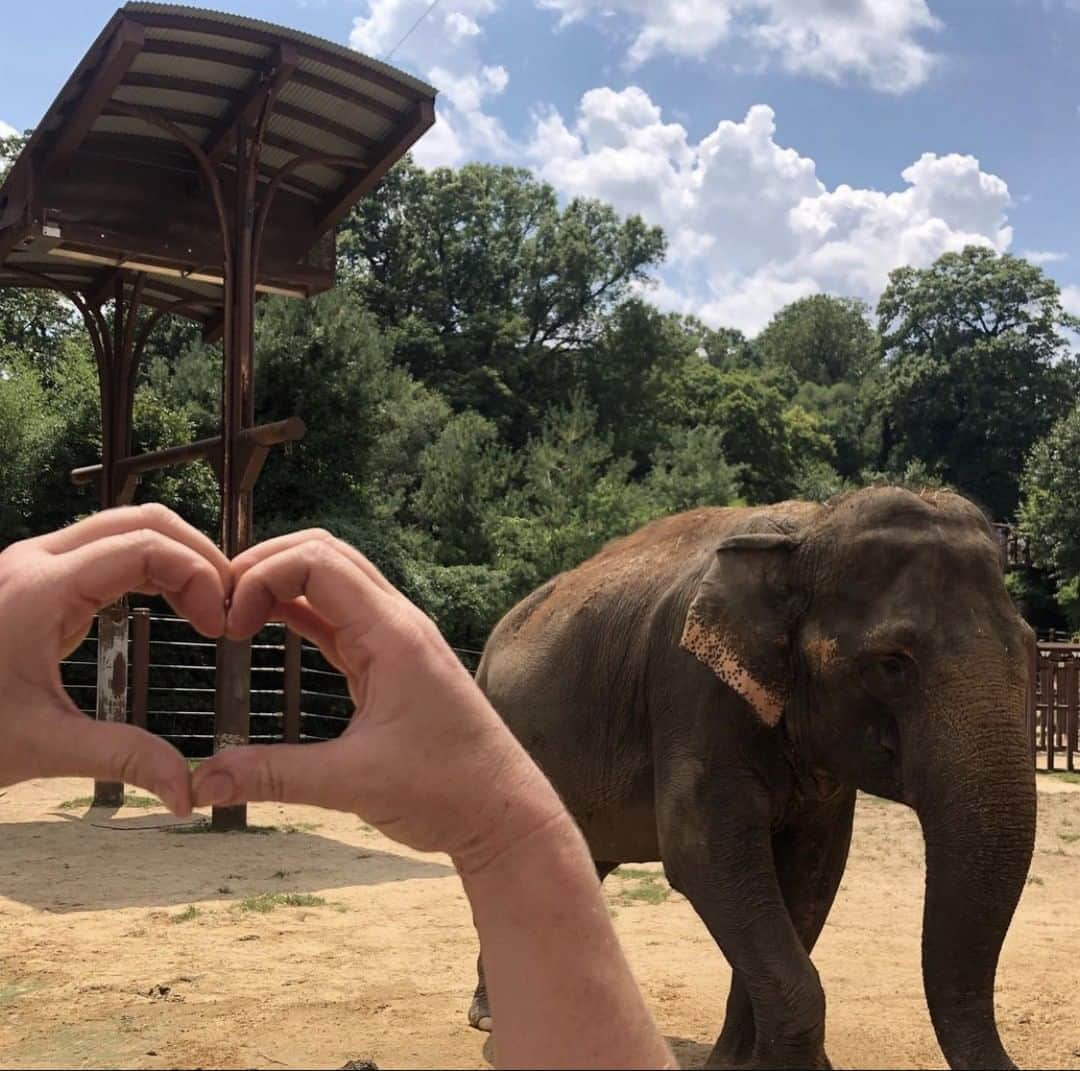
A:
[[0, 3, 436, 827]]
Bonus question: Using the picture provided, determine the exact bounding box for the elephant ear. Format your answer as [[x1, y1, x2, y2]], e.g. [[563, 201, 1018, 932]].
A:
[[680, 528, 804, 727]]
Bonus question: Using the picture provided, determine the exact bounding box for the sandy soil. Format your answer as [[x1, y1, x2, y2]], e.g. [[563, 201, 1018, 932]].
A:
[[0, 775, 1077, 1071]]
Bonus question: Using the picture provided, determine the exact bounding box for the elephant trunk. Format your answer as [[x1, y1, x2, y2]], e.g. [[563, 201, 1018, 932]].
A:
[[910, 675, 1036, 1071]]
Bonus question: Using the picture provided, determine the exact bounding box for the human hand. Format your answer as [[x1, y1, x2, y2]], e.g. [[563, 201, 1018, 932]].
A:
[[0, 505, 229, 814], [191, 531, 566, 870]]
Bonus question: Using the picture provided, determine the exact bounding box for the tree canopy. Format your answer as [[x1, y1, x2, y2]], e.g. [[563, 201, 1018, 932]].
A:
[[2, 156, 1078, 644]]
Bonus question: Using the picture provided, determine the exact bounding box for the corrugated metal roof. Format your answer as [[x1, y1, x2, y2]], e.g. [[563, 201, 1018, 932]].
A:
[[123, 1, 437, 98], [0, 2, 437, 325]]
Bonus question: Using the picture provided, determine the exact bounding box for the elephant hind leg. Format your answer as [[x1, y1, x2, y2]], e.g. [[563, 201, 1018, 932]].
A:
[[468, 860, 620, 1032]]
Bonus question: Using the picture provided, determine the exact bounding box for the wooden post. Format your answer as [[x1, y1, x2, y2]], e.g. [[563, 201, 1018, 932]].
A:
[[131, 608, 150, 730], [1066, 662, 1078, 773], [1043, 663, 1055, 771], [1026, 644, 1038, 764], [284, 628, 302, 744], [93, 602, 129, 806]]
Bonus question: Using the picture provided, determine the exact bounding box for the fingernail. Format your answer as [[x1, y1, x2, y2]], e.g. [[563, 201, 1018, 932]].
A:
[[196, 771, 236, 807]]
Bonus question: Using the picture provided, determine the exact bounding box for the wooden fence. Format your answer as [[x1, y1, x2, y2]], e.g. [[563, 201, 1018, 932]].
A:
[[1030, 643, 1080, 772]]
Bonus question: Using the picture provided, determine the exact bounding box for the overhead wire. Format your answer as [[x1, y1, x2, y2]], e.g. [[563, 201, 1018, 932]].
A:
[[385, 0, 443, 60]]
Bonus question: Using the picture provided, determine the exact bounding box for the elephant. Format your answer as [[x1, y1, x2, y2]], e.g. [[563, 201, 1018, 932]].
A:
[[466, 486, 1036, 1070]]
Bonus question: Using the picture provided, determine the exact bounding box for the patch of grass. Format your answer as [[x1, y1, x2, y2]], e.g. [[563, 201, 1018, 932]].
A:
[[280, 822, 320, 834], [614, 867, 670, 906], [621, 880, 670, 905], [1041, 770, 1080, 785], [1026, 875, 1045, 886], [171, 906, 200, 923], [236, 892, 327, 914], [359, 822, 374, 833], [272, 869, 291, 880], [58, 793, 159, 811], [1058, 831, 1080, 844]]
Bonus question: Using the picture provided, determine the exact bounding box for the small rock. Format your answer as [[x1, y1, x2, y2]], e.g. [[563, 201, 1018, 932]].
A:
[[340, 1060, 379, 1070]]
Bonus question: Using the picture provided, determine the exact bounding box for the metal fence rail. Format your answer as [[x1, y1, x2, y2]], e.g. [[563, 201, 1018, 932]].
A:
[[61, 609, 482, 757], [71, 609, 1075, 769]]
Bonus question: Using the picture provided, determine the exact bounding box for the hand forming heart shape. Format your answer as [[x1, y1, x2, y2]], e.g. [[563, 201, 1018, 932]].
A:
[[0, 505, 560, 870]]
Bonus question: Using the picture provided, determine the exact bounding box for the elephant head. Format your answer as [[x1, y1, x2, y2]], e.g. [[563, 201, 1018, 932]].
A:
[[681, 486, 1036, 1071]]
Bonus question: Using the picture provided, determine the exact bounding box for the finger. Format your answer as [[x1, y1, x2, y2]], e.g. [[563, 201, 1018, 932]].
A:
[[37, 505, 230, 592], [227, 542, 403, 652], [272, 600, 348, 673], [192, 740, 358, 813], [34, 712, 193, 816], [59, 530, 227, 637], [231, 530, 396, 596]]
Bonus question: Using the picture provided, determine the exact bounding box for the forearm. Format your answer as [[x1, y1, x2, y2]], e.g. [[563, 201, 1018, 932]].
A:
[[458, 808, 675, 1070]]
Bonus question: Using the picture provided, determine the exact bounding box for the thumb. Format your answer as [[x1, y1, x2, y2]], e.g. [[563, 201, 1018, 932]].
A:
[[192, 740, 357, 813], [35, 714, 193, 817]]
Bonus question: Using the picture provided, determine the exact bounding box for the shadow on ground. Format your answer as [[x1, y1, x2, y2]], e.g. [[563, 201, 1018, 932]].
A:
[[479, 1028, 712, 1068], [0, 807, 453, 912]]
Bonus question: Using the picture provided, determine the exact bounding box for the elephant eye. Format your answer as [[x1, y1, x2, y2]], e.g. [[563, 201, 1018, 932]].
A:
[[859, 652, 917, 702]]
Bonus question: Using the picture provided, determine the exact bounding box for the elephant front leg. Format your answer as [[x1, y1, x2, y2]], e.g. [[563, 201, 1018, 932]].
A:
[[708, 789, 856, 1069], [659, 772, 832, 1071]]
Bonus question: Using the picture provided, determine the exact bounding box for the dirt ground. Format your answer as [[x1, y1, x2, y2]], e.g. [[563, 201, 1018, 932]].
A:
[[0, 776, 1077, 1071]]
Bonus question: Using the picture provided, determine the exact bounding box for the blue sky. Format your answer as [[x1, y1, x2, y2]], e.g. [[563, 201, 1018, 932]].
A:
[[3, 0, 1079, 334]]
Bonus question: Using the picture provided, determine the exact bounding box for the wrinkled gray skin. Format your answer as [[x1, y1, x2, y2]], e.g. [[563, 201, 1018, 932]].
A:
[[468, 487, 1036, 1070]]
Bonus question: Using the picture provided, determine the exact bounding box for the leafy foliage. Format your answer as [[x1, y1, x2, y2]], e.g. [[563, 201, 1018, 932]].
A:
[[1, 152, 1078, 642]]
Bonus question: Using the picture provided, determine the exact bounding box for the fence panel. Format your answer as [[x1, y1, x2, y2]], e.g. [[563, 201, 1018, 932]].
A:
[[1032, 645, 1080, 771]]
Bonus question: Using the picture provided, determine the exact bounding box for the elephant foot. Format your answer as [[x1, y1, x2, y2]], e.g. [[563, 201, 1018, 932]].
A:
[[468, 989, 492, 1033], [704, 1032, 754, 1069]]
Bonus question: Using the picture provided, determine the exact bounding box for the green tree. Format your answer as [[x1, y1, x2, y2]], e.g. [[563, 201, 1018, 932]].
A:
[[340, 161, 666, 437], [643, 425, 742, 512], [758, 294, 880, 386], [1019, 406, 1080, 630], [413, 411, 516, 566], [875, 246, 1080, 518], [657, 358, 834, 503], [489, 397, 651, 592]]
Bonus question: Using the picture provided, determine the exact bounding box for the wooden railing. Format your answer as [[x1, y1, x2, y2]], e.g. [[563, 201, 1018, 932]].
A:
[[1030, 644, 1080, 772]]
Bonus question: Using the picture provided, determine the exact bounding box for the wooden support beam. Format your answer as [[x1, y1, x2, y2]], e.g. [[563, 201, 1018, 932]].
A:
[[71, 416, 306, 486], [93, 601, 129, 807], [131, 608, 151, 731], [83, 266, 125, 308], [43, 19, 145, 174], [283, 629, 302, 744], [315, 99, 434, 236], [202, 309, 225, 343], [204, 45, 299, 164], [131, 51, 406, 124]]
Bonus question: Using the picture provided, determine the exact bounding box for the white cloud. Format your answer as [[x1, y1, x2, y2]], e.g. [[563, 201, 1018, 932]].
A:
[[1060, 285, 1080, 318], [536, 0, 941, 92], [350, 1, 509, 167], [528, 88, 1012, 334], [0, 119, 17, 139], [1020, 249, 1068, 265]]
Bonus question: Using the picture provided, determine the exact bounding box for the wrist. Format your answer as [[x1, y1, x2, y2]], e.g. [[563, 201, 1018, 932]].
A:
[[448, 741, 578, 879]]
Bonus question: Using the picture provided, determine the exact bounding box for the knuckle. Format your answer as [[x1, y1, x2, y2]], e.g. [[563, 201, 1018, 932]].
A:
[[138, 502, 174, 526]]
